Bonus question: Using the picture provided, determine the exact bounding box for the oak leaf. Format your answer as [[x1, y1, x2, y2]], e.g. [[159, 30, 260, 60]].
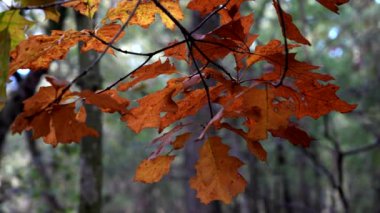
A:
[[220, 123, 267, 161], [63, 0, 100, 18], [316, 0, 350, 13], [187, 0, 244, 17], [78, 89, 129, 114], [270, 124, 314, 147], [164, 40, 187, 61], [13, 101, 98, 147], [9, 30, 89, 77], [122, 77, 183, 133], [134, 155, 175, 183], [81, 24, 126, 54], [190, 136, 247, 204], [11, 80, 98, 146], [273, 83, 356, 119], [104, 0, 183, 30], [118, 59, 178, 91], [42, 104, 99, 146], [160, 84, 225, 131], [273, 1, 310, 45], [172, 132, 192, 150], [149, 124, 187, 158]]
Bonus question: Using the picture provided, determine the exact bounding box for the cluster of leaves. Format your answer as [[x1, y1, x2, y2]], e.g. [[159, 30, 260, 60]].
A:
[[0, 0, 354, 204]]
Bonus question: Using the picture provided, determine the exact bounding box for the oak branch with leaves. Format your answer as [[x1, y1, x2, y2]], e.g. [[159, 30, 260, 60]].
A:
[[0, 0, 354, 204]]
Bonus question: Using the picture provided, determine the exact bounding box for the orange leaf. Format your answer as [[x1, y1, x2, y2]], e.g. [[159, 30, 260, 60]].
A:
[[134, 155, 175, 183], [11, 82, 99, 146], [274, 83, 356, 119], [221, 122, 267, 161], [236, 87, 292, 141], [164, 40, 187, 61], [63, 0, 100, 18], [247, 141, 267, 161], [160, 84, 225, 131], [9, 30, 89, 77], [172, 132, 192, 150], [190, 136, 247, 204], [103, 0, 183, 30], [273, 1, 310, 45], [150, 124, 187, 158], [247, 39, 300, 66], [13, 103, 98, 147], [118, 59, 178, 91], [43, 104, 99, 146], [187, 0, 244, 17], [122, 77, 184, 133], [81, 24, 126, 54], [78, 89, 129, 114]]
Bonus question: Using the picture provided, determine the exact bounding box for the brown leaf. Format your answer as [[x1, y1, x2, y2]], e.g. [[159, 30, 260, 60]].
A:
[[270, 124, 314, 147], [273, 1, 310, 45], [134, 155, 175, 183], [190, 136, 247, 204], [220, 122, 267, 161], [187, 0, 244, 17], [122, 77, 184, 133], [11, 83, 98, 147], [160, 84, 225, 131], [164, 40, 187, 61], [315, 0, 349, 13], [172, 132, 192, 150], [149, 124, 187, 158], [118, 59, 178, 91], [78, 89, 129, 114], [43, 104, 99, 146]]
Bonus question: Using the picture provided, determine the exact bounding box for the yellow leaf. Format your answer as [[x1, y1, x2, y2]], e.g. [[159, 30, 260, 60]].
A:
[[0, 29, 10, 110], [0, 10, 34, 49], [134, 155, 175, 183], [63, 0, 100, 18], [19, 0, 60, 22], [103, 0, 184, 30], [190, 136, 247, 204]]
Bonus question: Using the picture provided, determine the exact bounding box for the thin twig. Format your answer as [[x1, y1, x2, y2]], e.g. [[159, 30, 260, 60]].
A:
[[88, 32, 187, 57], [186, 41, 214, 118], [56, 0, 142, 102], [273, 0, 289, 87], [98, 56, 152, 93], [190, 0, 231, 34], [343, 138, 380, 156]]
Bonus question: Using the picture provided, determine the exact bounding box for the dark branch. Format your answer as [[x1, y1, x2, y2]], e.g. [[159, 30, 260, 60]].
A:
[[9, 0, 76, 10], [273, 0, 289, 87]]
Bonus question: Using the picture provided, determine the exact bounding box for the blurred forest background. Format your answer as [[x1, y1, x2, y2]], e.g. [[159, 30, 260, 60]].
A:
[[1, 0, 380, 212]]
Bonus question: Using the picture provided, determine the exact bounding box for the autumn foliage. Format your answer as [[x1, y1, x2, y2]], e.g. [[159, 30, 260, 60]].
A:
[[0, 0, 354, 204]]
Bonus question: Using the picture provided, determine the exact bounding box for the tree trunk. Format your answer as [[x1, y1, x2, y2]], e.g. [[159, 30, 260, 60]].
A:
[[75, 14, 103, 213], [0, 71, 44, 165]]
